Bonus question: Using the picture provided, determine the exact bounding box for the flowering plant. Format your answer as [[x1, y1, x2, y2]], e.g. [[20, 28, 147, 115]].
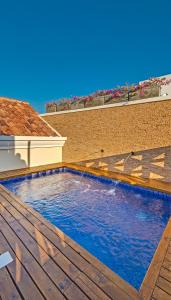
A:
[[46, 77, 171, 111]]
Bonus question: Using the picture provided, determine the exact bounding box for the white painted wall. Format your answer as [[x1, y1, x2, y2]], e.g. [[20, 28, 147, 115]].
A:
[[159, 74, 171, 96], [0, 136, 67, 172]]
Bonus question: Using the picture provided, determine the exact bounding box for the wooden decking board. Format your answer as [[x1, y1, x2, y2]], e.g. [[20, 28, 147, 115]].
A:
[[0, 191, 133, 300], [13, 187, 139, 299], [0, 183, 139, 300], [1, 163, 171, 300], [0, 185, 139, 300], [160, 267, 171, 283], [0, 266, 22, 300], [0, 190, 115, 300], [0, 215, 65, 300], [140, 218, 171, 300], [0, 232, 45, 300], [156, 276, 171, 296], [0, 205, 92, 300], [152, 286, 171, 300]]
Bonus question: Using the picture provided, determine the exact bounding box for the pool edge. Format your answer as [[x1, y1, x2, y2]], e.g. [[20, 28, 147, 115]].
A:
[[0, 162, 171, 299], [140, 216, 171, 299], [0, 182, 140, 300], [0, 162, 171, 195]]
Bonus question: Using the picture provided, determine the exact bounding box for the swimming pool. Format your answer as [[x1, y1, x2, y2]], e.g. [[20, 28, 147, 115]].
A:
[[1, 167, 171, 289]]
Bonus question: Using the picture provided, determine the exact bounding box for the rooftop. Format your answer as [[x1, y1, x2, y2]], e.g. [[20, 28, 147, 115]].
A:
[[0, 163, 171, 300], [0, 97, 58, 137]]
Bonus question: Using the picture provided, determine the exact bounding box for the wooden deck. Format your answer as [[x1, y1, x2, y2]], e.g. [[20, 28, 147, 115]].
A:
[[0, 163, 171, 300], [140, 217, 171, 300]]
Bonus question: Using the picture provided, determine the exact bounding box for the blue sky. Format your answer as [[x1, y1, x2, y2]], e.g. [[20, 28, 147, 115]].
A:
[[0, 0, 171, 113]]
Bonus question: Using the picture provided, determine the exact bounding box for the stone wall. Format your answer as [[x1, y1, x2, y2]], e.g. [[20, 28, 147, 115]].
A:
[[42, 98, 171, 182]]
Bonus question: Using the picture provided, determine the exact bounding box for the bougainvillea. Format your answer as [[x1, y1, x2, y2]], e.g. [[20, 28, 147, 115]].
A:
[[46, 77, 171, 111]]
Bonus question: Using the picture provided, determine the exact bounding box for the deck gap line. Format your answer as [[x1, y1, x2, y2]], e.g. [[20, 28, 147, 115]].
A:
[[0, 229, 48, 300], [156, 282, 171, 296], [158, 273, 171, 285], [6, 264, 26, 300], [0, 204, 102, 300], [0, 214, 68, 300], [162, 264, 171, 271]]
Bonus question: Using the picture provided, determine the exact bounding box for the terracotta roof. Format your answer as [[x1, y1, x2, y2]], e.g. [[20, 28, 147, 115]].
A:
[[0, 97, 58, 136]]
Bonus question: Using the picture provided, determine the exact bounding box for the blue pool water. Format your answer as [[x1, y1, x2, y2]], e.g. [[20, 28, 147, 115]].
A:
[[1, 168, 171, 289]]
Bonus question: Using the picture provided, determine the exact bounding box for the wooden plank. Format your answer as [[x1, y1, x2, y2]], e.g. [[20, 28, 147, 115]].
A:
[[0, 163, 63, 181], [64, 283, 90, 300], [0, 267, 22, 300], [152, 286, 171, 300], [51, 252, 111, 300], [42, 258, 90, 300], [160, 267, 171, 283], [36, 216, 139, 300], [140, 218, 171, 300], [0, 204, 101, 300], [0, 211, 86, 300], [84, 264, 134, 300], [1, 193, 138, 300], [0, 202, 16, 224], [0, 232, 44, 300], [75, 272, 111, 300], [163, 258, 171, 271], [0, 195, 94, 272], [0, 215, 65, 300], [0, 196, 113, 300], [165, 252, 171, 262], [5, 218, 50, 266], [0, 187, 139, 300], [156, 276, 171, 296]]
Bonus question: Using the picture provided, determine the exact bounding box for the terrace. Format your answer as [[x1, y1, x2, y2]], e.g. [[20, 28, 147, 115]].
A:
[[0, 163, 171, 300], [1, 88, 171, 300]]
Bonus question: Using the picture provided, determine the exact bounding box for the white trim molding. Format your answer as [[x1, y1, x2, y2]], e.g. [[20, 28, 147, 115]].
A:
[[0, 136, 67, 150]]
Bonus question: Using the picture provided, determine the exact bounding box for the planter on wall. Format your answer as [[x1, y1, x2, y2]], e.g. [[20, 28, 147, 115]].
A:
[[46, 103, 57, 113], [46, 85, 161, 113], [70, 102, 85, 110], [57, 104, 70, 111], [85, 97, 105, 108]]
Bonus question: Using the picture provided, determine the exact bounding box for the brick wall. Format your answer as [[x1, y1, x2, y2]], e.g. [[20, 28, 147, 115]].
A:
[[43, 98, 171, 182]]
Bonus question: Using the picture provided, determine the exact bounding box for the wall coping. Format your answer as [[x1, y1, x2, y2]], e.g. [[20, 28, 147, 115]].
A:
[[0, 136, 67, 149], [41, 95, 171, 116], [0, 136, 67, 141]]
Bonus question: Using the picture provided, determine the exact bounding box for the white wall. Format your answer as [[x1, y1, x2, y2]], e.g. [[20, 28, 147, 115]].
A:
[[160, 74, 171, 96], [139, 73, 171, 97], [0, 136, 67, 172]]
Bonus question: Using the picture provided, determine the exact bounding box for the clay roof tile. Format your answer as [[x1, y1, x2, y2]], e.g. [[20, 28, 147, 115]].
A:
[[0, 97, 57, 137]]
